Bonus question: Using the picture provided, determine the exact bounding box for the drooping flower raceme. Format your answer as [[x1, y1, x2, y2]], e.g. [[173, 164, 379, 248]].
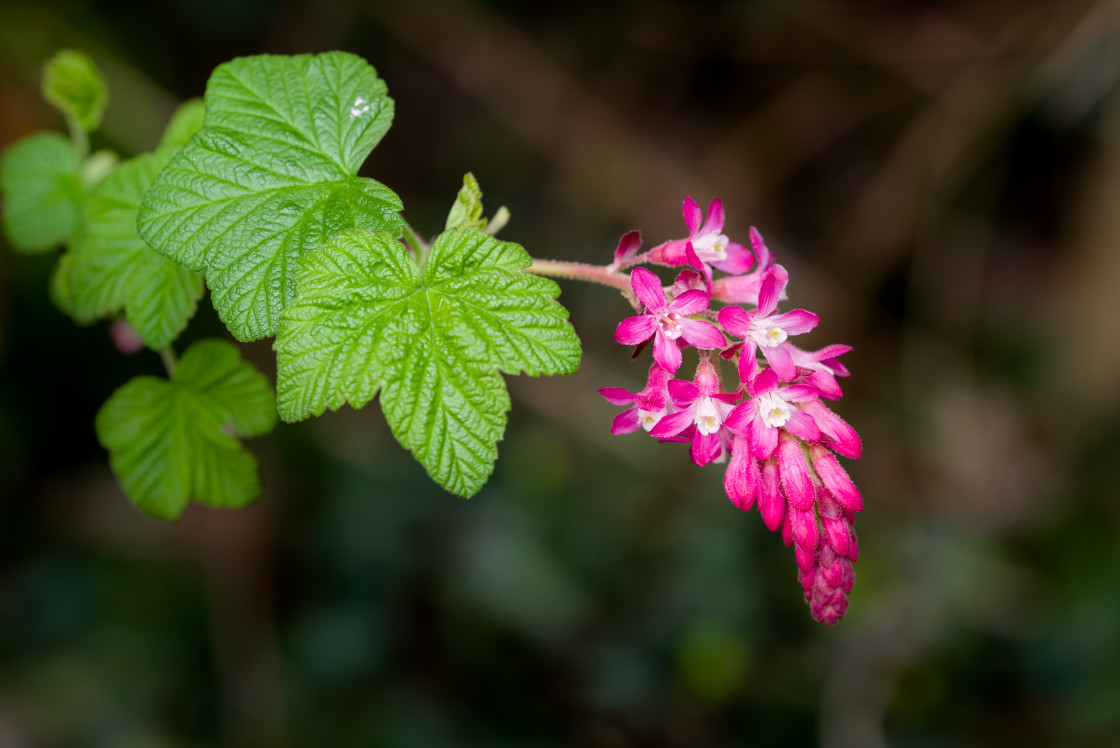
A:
[[597, 200, 864, 625], [614, 267, 725, 374]]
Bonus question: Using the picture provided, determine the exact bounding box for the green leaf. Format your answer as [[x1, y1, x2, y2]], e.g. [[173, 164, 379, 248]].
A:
[[50, 252, 77, 315], [275, 227, 581, 497], [158, 98, 205, 149], [0, 132, 83, 252], [68, 147, 204, 349], [137, 52, 404, 341], [95, 339, 277, 520], [42, 49, 108, 132], [445, 172, 485, 230]]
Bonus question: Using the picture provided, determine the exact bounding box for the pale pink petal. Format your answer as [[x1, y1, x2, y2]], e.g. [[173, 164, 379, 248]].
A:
[[630, 267, 666, 311], [785, 408, 821, 443], [758, 459, 784, 532], [762, 344, 796, 381], [671, 269, 706, 295], [649, 407, 694, 438], [611, 407, 641, 435], [810, 445, 862, 511], [783, 383, 820, 402], [614, 315, 656, 345], [807, 370, 843, 400], [613, 230, 642, 265], [667, 289, 710, 316], [652, 331, 682, 373], [771, 308, 819, 335], [667, 379, 699, 406], [778, 433, 814, 512], [810, 344, 853, 362], [712, 242, 754, 275], [749, 226, 771, 266], [710, 274, 764, 305], [682, 196, 702, 235], [678, 319, 725, 351], [598, 386, 636, 406]]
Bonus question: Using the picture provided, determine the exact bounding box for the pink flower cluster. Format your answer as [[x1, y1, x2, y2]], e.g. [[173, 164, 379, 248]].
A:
[[600, 197, 863, 625]]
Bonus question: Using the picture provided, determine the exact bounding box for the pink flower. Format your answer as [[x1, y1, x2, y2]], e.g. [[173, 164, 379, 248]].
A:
[[787, 343, 852, 400], [648, 197, 754, 278], [650, 360, 739, 466], [718, 273, 819, 382], [724, 368, 819, 460], [598, 363, 676, 434], [614, 267, 725, 373], [797, 485, 858, 625], [710, 228, 788, 306], [606, 230, 642, 272]]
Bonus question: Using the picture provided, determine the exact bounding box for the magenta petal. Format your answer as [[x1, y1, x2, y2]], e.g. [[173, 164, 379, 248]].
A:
[[598, 386, 636, 406], [667, 379, 699, 406], [712, 242, 754, 275], [749, 226, 771, 265], [757, 273, 779, 316], [758, 459, 784, 532], [822, 514, 851, 558], [737, 344, 759, 384], [812, 344, 853, 361], [679, 319, 725, 351], [763, 344, 796, 381], [808, 370, 843, 400], [778, 433, 814, 512], [783, 383, 820, 402], [613, 230, 642, 265], [773, 309, 819, 335], [724, 403, 752, 435], [682, 196, 702, 235], [789, 508, 819, 553], [810, 445, 862, 512], [629, 267, 666, 311], [724, 436, 759, 511], [785, 408, 821, 443], [648, 239, 691, 267], [717, 305, 752, 337], [747, 368, 779, 397], [649, 407, 694, 438], [803, 400, 861, 458], [652, 332, 682, 373], [684, 243, 706, 274], [615, 315, 656, 346], [706, 199, 725, 233], [668, 289, 710, 317], [690, 430, 721, 467], [749, 417, 778, 460], [611, 407, 641, 435]]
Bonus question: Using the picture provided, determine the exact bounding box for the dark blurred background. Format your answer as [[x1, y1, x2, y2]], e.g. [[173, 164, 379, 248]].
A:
[[2, 0, 1120, 746]]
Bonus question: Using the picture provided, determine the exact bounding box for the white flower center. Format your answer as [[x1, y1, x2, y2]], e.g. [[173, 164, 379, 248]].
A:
[[639, 405, 668, 432], [694, 396, 723, 435], [658, 312, 683, 339], [756, 392, 790, 428], [692, 233, 729, 263], [751, 322, 787, 348]]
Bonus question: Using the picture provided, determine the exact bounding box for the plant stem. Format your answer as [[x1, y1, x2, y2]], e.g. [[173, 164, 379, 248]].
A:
[[525, 259, 634, 294], [401, 219, 430, 269], [160, 346, 177, 378]]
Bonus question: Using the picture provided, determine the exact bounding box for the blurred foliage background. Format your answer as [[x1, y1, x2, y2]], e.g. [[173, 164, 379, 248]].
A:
[[2, 0, 1120, 746]]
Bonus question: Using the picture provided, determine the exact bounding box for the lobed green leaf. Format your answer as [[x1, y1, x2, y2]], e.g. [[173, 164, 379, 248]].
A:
[[66, 147, 204, 349], [158, 98, 206, 150], [445, 172, 485, 230], [95, 339, 277, 520], [0, 132, 83, 253], [137, 51, 404, 341], [42, 50, 108, 132], [275, 227, 581, 497]]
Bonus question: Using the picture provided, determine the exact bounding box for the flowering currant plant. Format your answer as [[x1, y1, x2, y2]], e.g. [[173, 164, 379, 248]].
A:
[[3, 50, 862, 624]]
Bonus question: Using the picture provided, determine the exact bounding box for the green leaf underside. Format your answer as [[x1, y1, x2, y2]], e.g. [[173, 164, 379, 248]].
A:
[[0, 132, 82, 252], [445, 172, 484, 230], [158, 98, 206, 150], [42, 50, 108, 132], [275, 227, 581, 497], [137, 51, 404, 341], [95, 339, 277, 520], [69, 147, 204, 349]]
